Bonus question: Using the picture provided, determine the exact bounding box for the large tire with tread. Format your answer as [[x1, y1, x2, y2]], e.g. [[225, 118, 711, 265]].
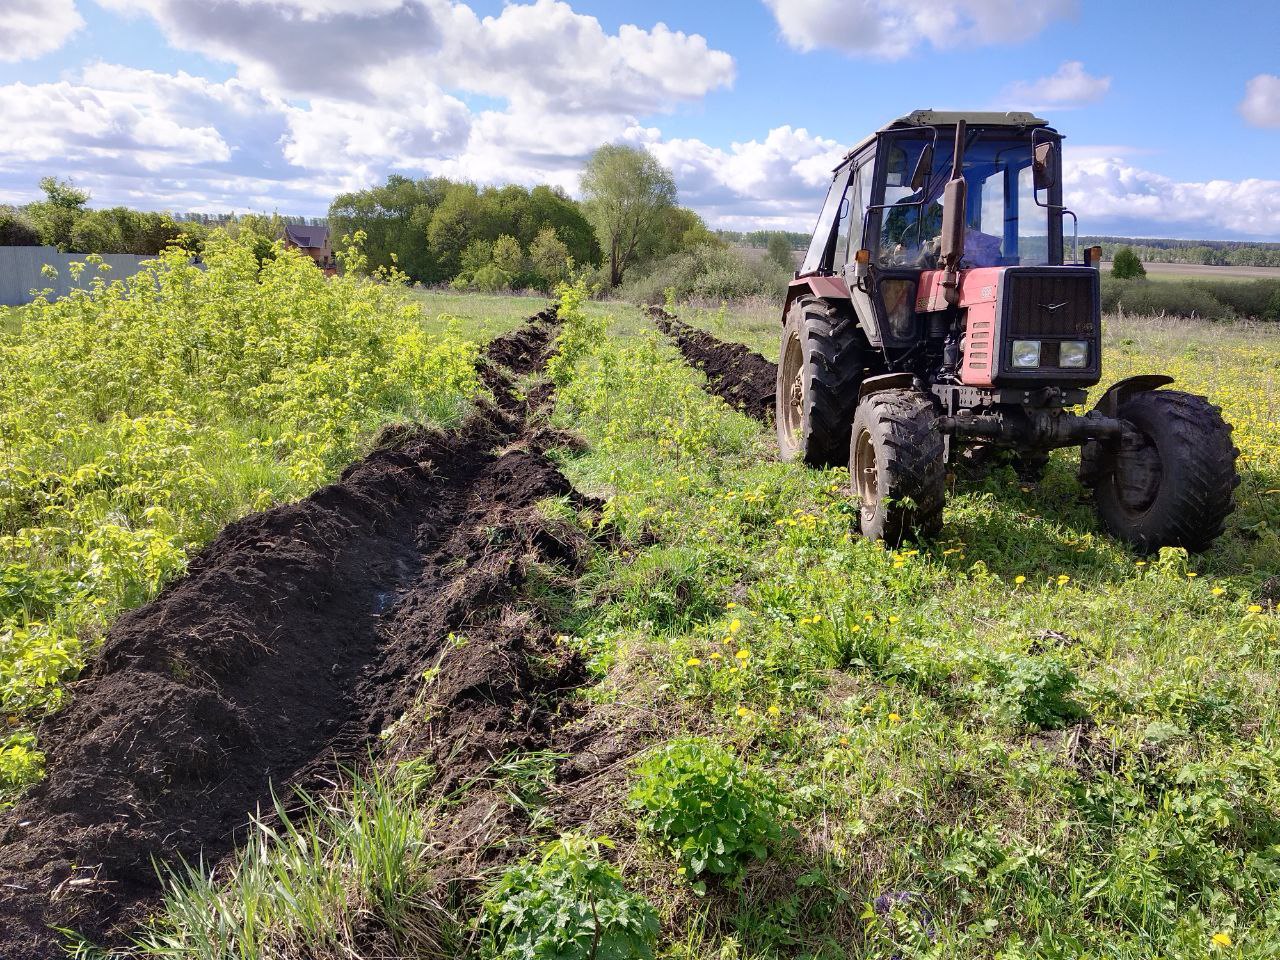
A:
[[1088, 389, 1239, 553], [849, 388, 946, 545], [776, 298, 865, 466]]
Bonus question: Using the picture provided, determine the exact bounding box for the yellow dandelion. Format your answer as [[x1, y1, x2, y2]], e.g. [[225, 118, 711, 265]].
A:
[[850, 625, 861, 633], [1248, 604, 1264, 614], [1212, 587, 1225, 596], [685, 657, 702, 667], [888, 713, 902, 723], [767, 705, 781, 716], [709, 652, 721, 660], [726, 602, 737, 609], [888, 615, 900, 624], [1056, 575, 1071, 585], [1014, 575, 1027, 585], [1187, 572, 1198, 578], [861, 705, 873, 715], [736, 706, 753, 718], [729, 618, 742, 634], [735, 649, 750, 661], [1212, 932, 1233, 948], [838, 735, 850, 746]]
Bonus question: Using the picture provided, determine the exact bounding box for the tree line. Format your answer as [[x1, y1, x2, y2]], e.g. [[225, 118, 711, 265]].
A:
[[1082, 236, 1280, 269]]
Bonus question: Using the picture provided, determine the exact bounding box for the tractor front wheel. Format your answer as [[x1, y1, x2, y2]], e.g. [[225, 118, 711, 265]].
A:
[[849, 388, 946, 545], [1087, 390, 1239, 553], [776, 298, 864, 466]]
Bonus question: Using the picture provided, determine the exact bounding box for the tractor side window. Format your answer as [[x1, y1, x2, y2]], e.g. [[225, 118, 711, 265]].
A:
[[840, 160, 874, 265], [801, 164, 853, 274]]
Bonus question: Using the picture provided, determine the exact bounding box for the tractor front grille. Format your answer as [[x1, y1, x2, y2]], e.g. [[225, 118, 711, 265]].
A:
[[994, 266, 1101, 383], [1003, 268, 1098, 338]]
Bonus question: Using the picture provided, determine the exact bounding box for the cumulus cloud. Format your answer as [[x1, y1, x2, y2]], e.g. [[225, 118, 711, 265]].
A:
[[761, 0, 1075, 59], [1240, 74, 1280, 128], [1064, 150, 1280, 238], [99, 0, 733, 111], [0, 0, 84, 62], [1001, 61, 1111, 109], [647, 126, 846, 228]]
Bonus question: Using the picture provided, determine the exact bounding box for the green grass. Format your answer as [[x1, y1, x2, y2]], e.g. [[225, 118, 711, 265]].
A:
[[66, 287, 1280, 959]]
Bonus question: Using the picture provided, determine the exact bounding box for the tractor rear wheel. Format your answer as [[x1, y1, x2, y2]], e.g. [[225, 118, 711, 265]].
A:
[[776, 298, 864, 466], [1087, 390, 1239, 553], [849, 388, 946, 545]]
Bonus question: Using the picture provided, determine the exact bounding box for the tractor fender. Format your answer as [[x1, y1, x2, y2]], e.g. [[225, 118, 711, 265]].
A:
[[1092, 375, 1175, 418], [858, 372, 916, 402], [781, 275, 851, 322]]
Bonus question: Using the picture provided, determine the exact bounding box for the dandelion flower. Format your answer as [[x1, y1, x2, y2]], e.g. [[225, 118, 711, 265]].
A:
[[1056, 575, 1071, 585], [888, 615, 900, 624], [1014, 575, 1027, 585], [888, 713, 902, 723], [729, 618, 742, 634], [1187, 572, 1198, 578], [767, 705, 781, 716], [1212, 587, 1225, 596], [861, 705, 873, 715], [710, 652, 722, 660], [735, 649, 750, 661], [736, 706, 753, 718], [839, 735, 850, 746], [1212, 932, 1233, 948], [685, 657, 702, 667], [1248, 604, 1264, 614]]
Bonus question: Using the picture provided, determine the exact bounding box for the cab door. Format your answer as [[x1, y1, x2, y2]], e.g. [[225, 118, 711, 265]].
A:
[[838, 155, 882, 345]]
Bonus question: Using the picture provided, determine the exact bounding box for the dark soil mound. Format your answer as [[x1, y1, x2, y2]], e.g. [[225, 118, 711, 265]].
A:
[[656, 318, 777, 423], [0, 310, 591, 957]]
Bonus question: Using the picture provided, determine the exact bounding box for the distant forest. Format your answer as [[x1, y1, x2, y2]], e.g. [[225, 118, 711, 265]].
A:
[[1080, 236, 1280, 268]]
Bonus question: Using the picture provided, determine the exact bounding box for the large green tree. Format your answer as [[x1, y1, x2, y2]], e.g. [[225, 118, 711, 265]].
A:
[[580, 145, 677, 287], [1111, 246, 1147, 280]]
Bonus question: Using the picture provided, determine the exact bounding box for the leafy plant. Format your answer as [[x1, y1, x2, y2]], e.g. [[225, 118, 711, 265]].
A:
[[629, 737, 785, 884], [481, 835, 658, 960]]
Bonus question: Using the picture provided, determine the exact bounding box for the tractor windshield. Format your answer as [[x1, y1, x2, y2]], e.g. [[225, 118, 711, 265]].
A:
[[876, 133, 1056, 269]]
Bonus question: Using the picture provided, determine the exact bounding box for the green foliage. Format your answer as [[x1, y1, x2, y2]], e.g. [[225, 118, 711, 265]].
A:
[[618, 243, 792, 305], [492, 234, 526, 278], [765, 233, 796, 272], [530, 226, 572, 287], [580, 144, 678, 287], [0, 234, 479, 800], [134, 769, 440, 959], [0, 205, 40, 246], [331, 176, 600, 285], [1111, 246, 1147, 279], [481, 835, 659, 960], [630, 737, 785, 882], [973, 652, 1084, 729], [1102, 277, 1235, 319]]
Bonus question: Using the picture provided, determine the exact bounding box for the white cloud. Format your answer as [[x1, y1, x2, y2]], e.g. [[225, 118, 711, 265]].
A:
[[1240, 74, 1280, 128], [0, 0, 84, 62], [647, 126, 845, 228], [1064, 151, 1280, 238], [761, 0, 1074, 59], [99, 0, 733, 112], [1001, 61, 1110, 109]]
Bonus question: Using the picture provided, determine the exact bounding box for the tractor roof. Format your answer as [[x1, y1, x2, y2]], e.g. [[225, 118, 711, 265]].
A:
[[841, 109, 1052, 163]]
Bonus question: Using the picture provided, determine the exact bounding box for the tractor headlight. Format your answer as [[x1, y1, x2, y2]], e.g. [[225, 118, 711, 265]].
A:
[[1059, 340, 1089, 368], [1012, 340, 1041, 368]]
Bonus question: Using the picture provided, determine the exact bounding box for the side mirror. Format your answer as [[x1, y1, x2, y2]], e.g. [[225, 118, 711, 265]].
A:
[[1033, 141, 1057, 190], [909, 144, 934, 190]]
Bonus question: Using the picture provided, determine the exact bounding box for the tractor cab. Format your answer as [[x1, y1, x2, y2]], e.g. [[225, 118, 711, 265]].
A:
[[777, 110, 1238, 553]]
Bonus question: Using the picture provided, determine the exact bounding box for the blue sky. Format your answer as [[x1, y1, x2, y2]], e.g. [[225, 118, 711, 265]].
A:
[[1, 0, 1277, 238]]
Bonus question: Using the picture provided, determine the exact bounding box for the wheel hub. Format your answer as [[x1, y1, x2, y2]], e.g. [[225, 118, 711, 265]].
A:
[[780, 334, 804, 442], [853, 428, 879, 522]]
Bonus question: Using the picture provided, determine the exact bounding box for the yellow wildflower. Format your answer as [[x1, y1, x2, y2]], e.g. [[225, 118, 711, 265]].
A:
[[735, 649, 750, 661], [1212, 932, 1233, 948], [888, 713, 902, 723], [1248, 604, 1263, 613], [685, 657, 702, 667], [729, 618, 742, 634], [767, 705, 781, 716], [1014, 575, 1027, 585]]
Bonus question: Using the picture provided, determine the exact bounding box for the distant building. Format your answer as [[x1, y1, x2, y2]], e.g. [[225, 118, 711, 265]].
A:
[[283, 224, 335, 274]]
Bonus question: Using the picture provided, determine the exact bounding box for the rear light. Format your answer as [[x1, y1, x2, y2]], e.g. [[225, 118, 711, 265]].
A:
[[1059, 340, 1089, 368], [880, 278, 917, 339], [1012, 340, 1041, 368]]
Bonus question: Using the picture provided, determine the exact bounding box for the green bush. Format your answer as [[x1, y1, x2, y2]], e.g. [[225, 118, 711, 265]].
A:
[[618, 243, 791, 305], [630, 737, 785, 884], [1111, 246, 1147, 279], [481, 835, 659, 960], [977, 653, 1084, 730], [1187, 279, 1280, 320], [1101, 278, 1232, 319]]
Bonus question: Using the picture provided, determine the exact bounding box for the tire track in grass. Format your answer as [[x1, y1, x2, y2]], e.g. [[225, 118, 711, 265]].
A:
[[0, 307, 608, 957]]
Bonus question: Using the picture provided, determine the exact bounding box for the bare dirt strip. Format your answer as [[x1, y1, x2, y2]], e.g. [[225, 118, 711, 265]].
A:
[[0, 308, 615, 957], [654, 316, 777, 423]]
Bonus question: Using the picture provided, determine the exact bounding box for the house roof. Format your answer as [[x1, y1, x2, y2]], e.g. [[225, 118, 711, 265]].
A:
[[285, 224, 329, 249]]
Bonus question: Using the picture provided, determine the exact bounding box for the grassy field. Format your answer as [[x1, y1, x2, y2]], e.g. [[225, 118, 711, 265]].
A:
[[1103, 262, 1280, 283], [5, 277, 1280, 958]]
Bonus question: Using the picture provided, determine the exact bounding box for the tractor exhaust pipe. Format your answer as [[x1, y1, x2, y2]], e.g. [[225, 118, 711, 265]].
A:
[[939, 120, 967, 306]]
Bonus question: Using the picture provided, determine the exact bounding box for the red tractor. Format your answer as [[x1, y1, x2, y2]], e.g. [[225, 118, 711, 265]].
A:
[[778, 110, 1239, 550]]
